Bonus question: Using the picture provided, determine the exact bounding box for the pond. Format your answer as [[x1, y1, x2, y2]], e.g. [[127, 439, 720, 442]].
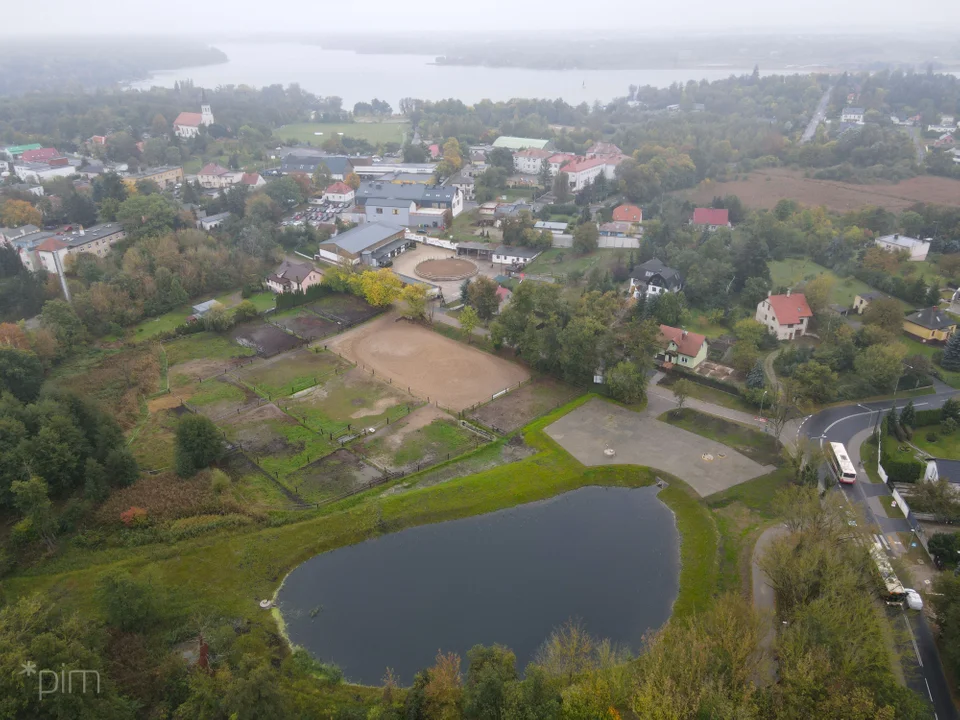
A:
[[277, 485, 679, 685]]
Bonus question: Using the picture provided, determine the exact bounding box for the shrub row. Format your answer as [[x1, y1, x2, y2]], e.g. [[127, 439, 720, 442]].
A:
[[275, 283, 333, 311]]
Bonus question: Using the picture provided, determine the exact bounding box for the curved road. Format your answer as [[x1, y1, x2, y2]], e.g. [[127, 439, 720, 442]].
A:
[[803, 387, 959, 720]]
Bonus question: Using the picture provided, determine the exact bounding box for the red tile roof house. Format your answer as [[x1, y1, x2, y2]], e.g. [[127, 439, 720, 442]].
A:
[[691, 207, 732, 231], [323, 181, 355, 204], [21, 148, 60, 163], [612, 204, 643, 223], [656, 324, 708, 369], [755, 290, 813, 340]]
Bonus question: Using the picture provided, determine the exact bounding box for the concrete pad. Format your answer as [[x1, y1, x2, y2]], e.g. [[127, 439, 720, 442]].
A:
[[545, 398, 773, 497]]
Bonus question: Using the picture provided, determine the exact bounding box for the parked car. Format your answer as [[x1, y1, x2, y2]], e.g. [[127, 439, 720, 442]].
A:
[[905, 589, 923, 611]]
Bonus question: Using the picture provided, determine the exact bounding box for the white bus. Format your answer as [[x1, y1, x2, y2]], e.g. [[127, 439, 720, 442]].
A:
[[827, 441, 857, 484], [870, 539, 908, 605]]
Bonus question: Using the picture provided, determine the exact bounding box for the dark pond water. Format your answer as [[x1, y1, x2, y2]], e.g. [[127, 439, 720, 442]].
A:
[[277, 485, 679, 685]]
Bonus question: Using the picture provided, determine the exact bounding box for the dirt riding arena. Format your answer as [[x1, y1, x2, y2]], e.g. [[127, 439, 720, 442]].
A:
[[325, 313, 530, 412], [680, 168, 960, 212], [415, 257, 478, 281], [231, 321, 302, 357]]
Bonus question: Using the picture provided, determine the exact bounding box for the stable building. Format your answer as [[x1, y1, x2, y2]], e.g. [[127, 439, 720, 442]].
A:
[[491, 245, 541, 265], [316, 222, 410, 267]]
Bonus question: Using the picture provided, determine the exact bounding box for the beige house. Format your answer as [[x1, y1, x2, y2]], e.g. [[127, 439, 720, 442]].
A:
[[853, 290, 888, 314], [266, 260, 323, 293], [124, 166, 184, 190], [756, 291, 812, 340], [657, 325, 708, 369]]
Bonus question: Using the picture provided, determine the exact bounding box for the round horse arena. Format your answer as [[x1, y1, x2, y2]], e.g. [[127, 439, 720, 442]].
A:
[[414, 257, 478, 281]]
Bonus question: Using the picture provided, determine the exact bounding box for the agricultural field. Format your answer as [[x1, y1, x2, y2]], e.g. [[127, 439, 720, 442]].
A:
[[129, 398, 184, 472], [165, 332, 257, 368], [235, 348, 351, 399], [469, 377, 581, 433], [287, 449, 383, 504], [275, 121, 410, 146], [129, 291, 275, 343], [680, 167, 960, 212], [307, 292, 382, 325], [354, 406, 479, 473], [270, 307, 340, 341], [283, 367, 417, 435], [769, 258, 912, 310], [231, 321, 302, 357], [218, 403, 334, 479], [188, 378, 261, 420]]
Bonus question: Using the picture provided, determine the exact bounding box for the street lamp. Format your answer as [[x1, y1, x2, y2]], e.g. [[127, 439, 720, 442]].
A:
[[758, 389, 769, 420], [875, 362, 914, 483]]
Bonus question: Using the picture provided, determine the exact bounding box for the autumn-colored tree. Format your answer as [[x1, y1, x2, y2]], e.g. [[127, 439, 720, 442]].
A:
[[436, 138, 463, 177], [862, 297, 904, 336], [401, 283, 428, 321], [1, 199, 41, 228], [311, 162, 332, 190], [862, 246, 899, 273], [425, 651, 463, 720], [672, 379, 692, 411], [459, 305, 480, 342], [360, 269, 402, 307], [290, 172, 313, 198], [802, 273, 835, 316], [0, 322, 30, 349], [344, 172, 361, 190]]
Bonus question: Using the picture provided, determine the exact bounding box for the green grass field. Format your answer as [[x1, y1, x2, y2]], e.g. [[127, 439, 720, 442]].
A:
[[660, 408, 783, 467], [656, 374, 758, 414], [128, 407, 178, 472], [165, 332, 256, 367], [284, 371, 416, 435], [236, 350, 350, 399], [769, 258, 912, 310], [276, 121, 410, 146], [897, 335, 960, 388], [356, 417, 478, 471], [525, 248, 630, 279], [189, 379, 248, 407], [130, 291, 274, 343], [912, 424, 960, 459], [685, 313, 729, 340]]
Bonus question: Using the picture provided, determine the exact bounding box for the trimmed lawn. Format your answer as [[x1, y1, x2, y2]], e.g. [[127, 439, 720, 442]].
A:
[[897, 335, 960, 389], [656, 374, 758, 414], [131, 307, 192, 342], [706, 466, 793, 514], [276, 121, 410, 145], [659, 408, 783, 467], [860, 438, 884, 483], [769, 258, 911, 310], [189, 379, 249, 407], [685, 313, 729, 340], [244, 291, 277, 313], [911, 424, 960, 459], [2, 395, 718, 638]]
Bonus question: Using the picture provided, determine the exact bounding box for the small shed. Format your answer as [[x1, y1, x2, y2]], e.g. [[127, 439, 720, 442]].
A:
[[192, 300, 222, 318]]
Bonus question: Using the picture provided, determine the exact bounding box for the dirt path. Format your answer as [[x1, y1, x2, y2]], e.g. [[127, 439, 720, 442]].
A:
[[752, 524, 787, 686]]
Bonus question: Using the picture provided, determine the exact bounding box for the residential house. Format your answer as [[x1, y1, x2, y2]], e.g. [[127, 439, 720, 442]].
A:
[[240, 172, 266, 188], [0, 224, 40, 244], [628, 258, 683, 298], [35, 222, 127, 273], [852, 290, 890, 314], [560, 157, 607, 192], [266, 260, 323, 293], [546, 153, 578, 176], [841, 107, 865, 124], [478, 202, 499, 220], [1, 143, 42, 161], [355, 180, 462, 217], [927, 116, 958, 133], [656, 325, 708, 370], [586, 142, 622, 158], [513, 148, 553, 174], [923, 459, 960, 487], [323, 181, 356, 204], [599, 221, 635, 237], [198, 212, 231, 230], [448, 169, 475, 201], [123, 166, 184, 190], [612, 204, 643, 224], [492, 136, 552, 151], [903, 307, 956, 342], [934, 133, 955, 149], [875, 233, 931, 261], [316, 222, 410, 267], [365, 198, 416, 226], [14, 157, 75, 182], [428, 144, 441, 159], [492, 245, 541, 265], [174, 93, 214, 138], [756, 291, 813, 340], [691, 207, 731, 231], [534, 221, 568, 233], [3, 183, 44, 198], [197, 163, 241, 189]]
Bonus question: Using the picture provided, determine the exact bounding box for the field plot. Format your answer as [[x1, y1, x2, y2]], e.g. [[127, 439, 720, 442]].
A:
[[219, 452, 302, 510], [165, 332, 256, 368], [355, 406, 479, 474], [231, 321, 302, 357], [130, 400, 186, 471], [276, 121, 410, 145], [235, 348, 351, 399], [680, 167, 960, 212], [308, 293, 382, 326], [188, 377, 262, 420], [284, 367, 417, 435], [287, 449, 383, 504], [219, 403, 333, 478], [326, 314, 530, 411], [469, 377, 581, 432], [270, 307, 339, 341]]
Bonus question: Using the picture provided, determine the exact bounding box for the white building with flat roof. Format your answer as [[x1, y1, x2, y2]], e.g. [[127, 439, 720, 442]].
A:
[[875, 233, 931, 262]]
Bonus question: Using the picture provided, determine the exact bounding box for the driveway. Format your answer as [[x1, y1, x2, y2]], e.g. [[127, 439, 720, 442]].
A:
[[545, 398, 773, 497]]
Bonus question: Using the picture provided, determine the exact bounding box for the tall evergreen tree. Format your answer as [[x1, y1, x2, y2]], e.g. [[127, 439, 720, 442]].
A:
[[746, 361, 766, 389], [941, 332, 960, 371]]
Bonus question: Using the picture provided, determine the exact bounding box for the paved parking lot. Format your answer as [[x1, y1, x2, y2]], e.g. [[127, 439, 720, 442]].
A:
[[545, 398, 772, 497]]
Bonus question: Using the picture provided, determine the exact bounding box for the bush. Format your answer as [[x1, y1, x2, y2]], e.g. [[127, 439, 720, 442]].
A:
[[881, 455, 923, 483], [210, 469, 230, 495], [98, 572, 158, 632], [120, 506, 149, 527], [927, 431, 940, 442], [175, 414, 224, 478], [943, 418, 958, 435]]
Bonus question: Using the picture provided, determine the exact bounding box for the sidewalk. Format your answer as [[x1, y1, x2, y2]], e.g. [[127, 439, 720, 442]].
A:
[[752, 524, 787, 686], [431, 307, 490, 337]]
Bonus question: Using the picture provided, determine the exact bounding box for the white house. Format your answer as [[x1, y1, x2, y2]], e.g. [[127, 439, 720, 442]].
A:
[[841, 107, 865, 124], [197, 163, 242, 189], [546, 153, 577, 177], [513, 148, 552, 174], [323, 181, 355, 204], [13, 161, 75, 183], [559, 157, 606, 192], [875, 233, 931, 262], [492, 245, 541, 265], [174, 93, 215, 139], [266, 260, 323, 293], [756, 291, 813, 341], [924, 458, 960, 487], [198, 212, 230, 230]]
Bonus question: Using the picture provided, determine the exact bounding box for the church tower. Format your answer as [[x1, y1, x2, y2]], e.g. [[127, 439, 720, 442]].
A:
[[200, 89, 214, 126]]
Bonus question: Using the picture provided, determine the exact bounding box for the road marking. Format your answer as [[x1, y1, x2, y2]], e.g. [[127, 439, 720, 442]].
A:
[[905, 615, 923, 667], [925, 677, 933, 702], [820, 403, 931, 437]]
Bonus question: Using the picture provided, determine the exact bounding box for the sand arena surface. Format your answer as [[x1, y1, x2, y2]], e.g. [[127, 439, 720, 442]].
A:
[[325, 314, 529, 411], [414, 257, 479, 281]]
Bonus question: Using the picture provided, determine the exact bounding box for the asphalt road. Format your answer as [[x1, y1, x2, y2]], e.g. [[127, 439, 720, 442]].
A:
[[800, 85, 834, 144], [802, 388, 959, 720]]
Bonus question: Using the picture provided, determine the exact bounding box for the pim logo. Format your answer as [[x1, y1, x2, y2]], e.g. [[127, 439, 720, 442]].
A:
[[20, 661, 101, 700]]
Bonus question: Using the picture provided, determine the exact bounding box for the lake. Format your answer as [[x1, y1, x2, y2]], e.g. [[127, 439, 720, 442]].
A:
[[277, 485, 679, 686], [130, 42, 789, 108]]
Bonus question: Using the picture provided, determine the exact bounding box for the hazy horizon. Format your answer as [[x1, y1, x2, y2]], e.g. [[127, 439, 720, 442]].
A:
[[2, 0, 959, 36]]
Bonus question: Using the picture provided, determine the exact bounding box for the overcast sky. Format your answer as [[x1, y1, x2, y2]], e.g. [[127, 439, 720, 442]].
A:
[[1, 0, 955, 34]]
